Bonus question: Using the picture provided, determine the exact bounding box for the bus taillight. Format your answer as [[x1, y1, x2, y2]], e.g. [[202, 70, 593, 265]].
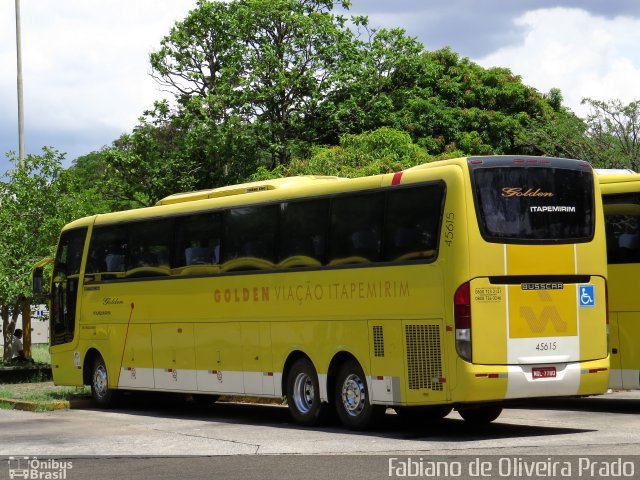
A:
[[454, 282, 472, 362]]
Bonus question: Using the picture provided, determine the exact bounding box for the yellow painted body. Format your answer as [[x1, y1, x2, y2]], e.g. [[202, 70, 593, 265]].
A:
[[48, 157, 609, 408], [598, 172, 640, 389]]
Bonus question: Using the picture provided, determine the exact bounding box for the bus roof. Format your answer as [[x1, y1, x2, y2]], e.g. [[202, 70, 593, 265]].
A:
[[156, 175, 347, 206], [61, 155, 592, 231], [596, 170, 640, 185]]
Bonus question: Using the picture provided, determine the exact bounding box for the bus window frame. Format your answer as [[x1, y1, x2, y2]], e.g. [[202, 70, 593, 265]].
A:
[[81, 180, 447, 285]]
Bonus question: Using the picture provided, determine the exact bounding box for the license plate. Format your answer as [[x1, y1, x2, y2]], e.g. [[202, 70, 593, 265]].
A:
[[532, 366, 556, 379]]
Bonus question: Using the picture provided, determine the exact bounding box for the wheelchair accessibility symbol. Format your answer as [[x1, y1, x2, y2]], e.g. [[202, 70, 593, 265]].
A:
[[579, 285, 595, 307]]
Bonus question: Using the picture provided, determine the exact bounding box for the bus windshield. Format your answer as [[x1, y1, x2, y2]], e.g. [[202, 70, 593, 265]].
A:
[[471, 160, 594, 243]]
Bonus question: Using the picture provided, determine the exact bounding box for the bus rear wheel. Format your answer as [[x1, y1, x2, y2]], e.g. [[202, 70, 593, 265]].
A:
[[458, 405, 502, 424], [91, 355, 118, 408], [334, 359, 374, 430], [286, 358, 324, 426]]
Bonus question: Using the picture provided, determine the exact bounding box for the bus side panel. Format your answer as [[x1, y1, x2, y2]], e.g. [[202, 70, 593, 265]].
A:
[[241, 322, 275, 395], [607, 264, 640, 389], [608, 312, 623, 389], [118, 323, 154, 389], [151, 323, 197, 391], [50, 347, 83, 387], [195, 322, 244, 394], [367, 320, 404, 405], [401, 319, 448, 405], [617, 313, 640, 389]]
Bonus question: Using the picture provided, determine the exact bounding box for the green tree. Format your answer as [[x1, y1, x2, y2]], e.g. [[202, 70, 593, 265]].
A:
[[150, 0, 355, 169], [251, 127, 458, 179], [517, 97, 640, 169], [0, 149, 98, 359], [582, 98, 640, 170]]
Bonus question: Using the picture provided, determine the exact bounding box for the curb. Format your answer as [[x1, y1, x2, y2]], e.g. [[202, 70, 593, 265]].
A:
[[0, 397, 92, 412]]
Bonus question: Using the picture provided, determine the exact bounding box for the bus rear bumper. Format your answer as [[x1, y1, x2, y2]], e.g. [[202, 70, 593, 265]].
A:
[[453, 357, 609, 402]]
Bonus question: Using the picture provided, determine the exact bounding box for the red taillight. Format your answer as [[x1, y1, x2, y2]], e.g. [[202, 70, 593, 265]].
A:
[[454, 282, 471, 329], [454, 282, 472, 362]]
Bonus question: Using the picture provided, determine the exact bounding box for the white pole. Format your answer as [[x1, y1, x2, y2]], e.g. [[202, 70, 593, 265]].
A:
[[15, 0, 25, 163]]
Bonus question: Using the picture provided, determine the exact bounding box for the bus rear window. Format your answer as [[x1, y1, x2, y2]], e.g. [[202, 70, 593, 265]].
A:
[[472, 165, 594, 243]]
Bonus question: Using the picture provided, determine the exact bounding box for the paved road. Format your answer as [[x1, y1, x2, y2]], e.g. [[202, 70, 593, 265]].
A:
[[1, 390, 639, 479]]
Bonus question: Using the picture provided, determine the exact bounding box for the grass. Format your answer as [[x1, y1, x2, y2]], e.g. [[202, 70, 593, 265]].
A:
[[0, 343, 50, 367], [30, 344, 51, 364], [0, 381, 90, 410]]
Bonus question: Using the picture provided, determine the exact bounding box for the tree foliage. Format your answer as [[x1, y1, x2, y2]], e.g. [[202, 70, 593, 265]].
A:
[[150, 0, 355, 169], [251, 127, 460, 179], [518, 97, 640, 169], [0, 149, 100, 356]]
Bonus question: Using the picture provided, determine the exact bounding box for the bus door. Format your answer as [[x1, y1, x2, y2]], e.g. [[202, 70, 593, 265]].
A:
[[50, 228, 87, 383]]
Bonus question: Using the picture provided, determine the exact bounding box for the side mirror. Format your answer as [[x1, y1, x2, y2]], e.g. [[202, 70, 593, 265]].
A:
[[32, 257, 53, 299], [33, 266, 46, 297]]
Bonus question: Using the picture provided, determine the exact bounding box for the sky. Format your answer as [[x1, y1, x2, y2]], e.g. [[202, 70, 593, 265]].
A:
[[1, 0, 640, 174]]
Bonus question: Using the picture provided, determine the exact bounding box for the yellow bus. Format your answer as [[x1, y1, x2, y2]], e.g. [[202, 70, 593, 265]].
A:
[[34, 156, 609, 430], [597, 170, 640, 390]]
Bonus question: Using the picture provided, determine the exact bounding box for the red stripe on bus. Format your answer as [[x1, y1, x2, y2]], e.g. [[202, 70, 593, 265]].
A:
[[392, 172, 403, 185]]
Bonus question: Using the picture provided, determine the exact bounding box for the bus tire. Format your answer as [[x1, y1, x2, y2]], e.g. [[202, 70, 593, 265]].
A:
[[91, 355, 118, 408], [458, 405, 502, 424], [286, 358, 324, 426], [334, 359, 374, 430]]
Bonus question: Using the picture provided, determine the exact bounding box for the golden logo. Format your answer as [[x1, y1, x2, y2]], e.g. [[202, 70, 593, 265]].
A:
[[502, 187, 554, 198]]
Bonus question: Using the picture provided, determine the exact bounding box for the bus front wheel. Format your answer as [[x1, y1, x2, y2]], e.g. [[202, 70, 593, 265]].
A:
[[286, 358, 324, 426], [334, 359, 374, 430], [458, 405, 502, 424], [91, 355, 118, 408]]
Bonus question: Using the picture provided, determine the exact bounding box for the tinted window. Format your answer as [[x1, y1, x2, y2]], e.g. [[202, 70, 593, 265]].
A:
[[223, 205, 278, 263], [384, 184, 444, 261], [330, 193, 384, 262], [603, 193, 640, 264], [128, 220, 172, 272], [56, 228, 87, 276], [51, 228, 86, 346], [174, 213, 222, 267], [86, 225, 128, 276], [473, 167, 594, 243], [279, 200, 329, 264]]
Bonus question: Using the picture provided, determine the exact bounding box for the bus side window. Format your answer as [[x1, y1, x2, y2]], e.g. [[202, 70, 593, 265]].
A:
[[605, 214, 640, 264], [278, 199, 329, 266], [384, 184, 445, 262], [85, 225, 128, 280], [174, 212, 222, 268], [330, 193, 383, 264], [223, 205, 278, 269], [127, 219, 173, 275]]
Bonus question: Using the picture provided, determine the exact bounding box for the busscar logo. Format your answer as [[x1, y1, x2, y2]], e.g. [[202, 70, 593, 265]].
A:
[[502, 187, 554, 198], [522, 283, 564, 291]]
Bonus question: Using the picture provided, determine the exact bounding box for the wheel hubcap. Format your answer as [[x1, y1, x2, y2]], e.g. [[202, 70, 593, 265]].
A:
[[293, 372, 314, 414], [94, 365, 108, 399], [341, 373, 366, 417]]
